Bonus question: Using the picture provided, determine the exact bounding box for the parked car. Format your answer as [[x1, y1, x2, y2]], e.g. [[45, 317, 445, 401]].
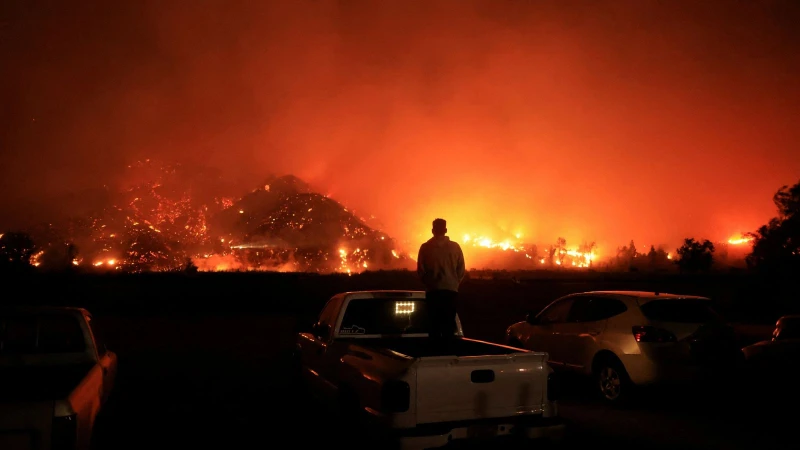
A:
[[295, 290, 565, 449], [505, 291, 742, 403], [0, 306, 117, 450]]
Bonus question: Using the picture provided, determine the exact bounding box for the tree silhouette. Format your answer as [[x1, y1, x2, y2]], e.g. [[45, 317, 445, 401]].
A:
[[747, 180, 800, 273], [0, 232, 37, 270], [615, 245, 628, 269], [39, 242, 79, 272], [123, 230, 184, 272], [647, 245, 657, 265], [525, 244, 538, 264], [579, 241, 596, 267], [556, 237, 567, 265], [184, 257, 199, 274], [644, 245, 670, 269], [656, 246, 669, 265], [676, 238, 715, 273], [614, 240, 638, 271]]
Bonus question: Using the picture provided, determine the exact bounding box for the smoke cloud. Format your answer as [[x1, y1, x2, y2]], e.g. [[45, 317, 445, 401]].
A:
[[2, 0, 799, 256]]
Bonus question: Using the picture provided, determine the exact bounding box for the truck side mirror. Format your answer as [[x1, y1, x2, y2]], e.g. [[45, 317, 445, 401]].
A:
[[312, 322, 332, 341]]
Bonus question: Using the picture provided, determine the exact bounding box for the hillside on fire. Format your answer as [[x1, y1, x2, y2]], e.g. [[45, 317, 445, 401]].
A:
[[7, 161, 415, 273]]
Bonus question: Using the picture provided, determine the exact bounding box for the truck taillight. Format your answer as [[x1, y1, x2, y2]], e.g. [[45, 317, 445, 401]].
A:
[[632, 326, 677, 343], [547, 373, 560, 402], [52, 414, 77, 450], [381, 380, 410, 413]]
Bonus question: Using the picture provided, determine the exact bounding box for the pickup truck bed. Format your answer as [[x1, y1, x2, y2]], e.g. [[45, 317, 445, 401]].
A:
[[298, 290, 564, 450], [357, 337, 520, 358]]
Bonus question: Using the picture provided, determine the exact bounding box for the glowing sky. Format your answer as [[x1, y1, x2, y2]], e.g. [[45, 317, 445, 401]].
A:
[[2, 0, 799, 255]]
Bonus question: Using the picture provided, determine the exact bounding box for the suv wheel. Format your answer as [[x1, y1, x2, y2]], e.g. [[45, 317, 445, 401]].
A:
[[594, 356, 632, 404]]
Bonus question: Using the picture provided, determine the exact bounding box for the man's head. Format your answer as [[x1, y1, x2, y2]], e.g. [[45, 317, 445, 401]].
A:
[[432, 218, 447, 237]]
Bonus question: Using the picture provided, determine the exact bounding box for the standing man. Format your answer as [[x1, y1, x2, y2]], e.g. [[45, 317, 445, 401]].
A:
[[417, 218, 466, 340]]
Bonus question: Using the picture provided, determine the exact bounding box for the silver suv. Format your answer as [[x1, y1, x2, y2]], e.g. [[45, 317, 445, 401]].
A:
[[506, 291, 741, 403]]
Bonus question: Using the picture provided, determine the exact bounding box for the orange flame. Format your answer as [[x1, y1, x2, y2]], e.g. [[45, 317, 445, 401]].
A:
[[728, 234, 753, 245]]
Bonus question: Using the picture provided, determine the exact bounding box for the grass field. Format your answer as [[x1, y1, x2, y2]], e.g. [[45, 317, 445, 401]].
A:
[[5, 269, 793, 344]]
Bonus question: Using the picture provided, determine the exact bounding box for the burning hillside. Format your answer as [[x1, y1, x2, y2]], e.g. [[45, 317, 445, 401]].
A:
[[18, 161, 415, 274], [6, 159, 604, 273], [8, 161, 699, 274], [3, 156, 756, 274], [208, 175, 408, 273]]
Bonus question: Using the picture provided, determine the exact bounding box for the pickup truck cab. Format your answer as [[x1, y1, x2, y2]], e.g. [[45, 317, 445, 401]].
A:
[[0, 306, 118, 450], [742, 315, 800, 390], [295, 290, 564, 449]]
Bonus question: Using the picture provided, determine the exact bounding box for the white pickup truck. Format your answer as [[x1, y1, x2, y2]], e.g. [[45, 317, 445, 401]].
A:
[[0, 307, 118, 450], [295, 290, 564, 449]]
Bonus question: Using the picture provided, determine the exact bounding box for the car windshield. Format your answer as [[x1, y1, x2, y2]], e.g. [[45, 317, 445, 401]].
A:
[[640, 299, 721, 324], [0, 313, 86, 355], [338, 298, 454, 336]]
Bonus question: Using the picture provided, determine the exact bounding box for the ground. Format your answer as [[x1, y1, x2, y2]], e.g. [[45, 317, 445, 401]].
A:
[[88, 314, 790, 450], [3, 270, 796, 448]]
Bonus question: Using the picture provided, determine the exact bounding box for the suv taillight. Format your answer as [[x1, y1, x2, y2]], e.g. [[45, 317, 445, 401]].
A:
[[52, 414, 77, 450], [632, 326, 677, 343], [381, 380, 410, 413]]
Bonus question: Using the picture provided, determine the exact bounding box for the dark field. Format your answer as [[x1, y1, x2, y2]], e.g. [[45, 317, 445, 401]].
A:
[[4, 270, 799, 449]]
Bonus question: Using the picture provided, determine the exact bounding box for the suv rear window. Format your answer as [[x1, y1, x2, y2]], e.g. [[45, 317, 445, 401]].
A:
[[569, 297, 628, 322], [640, 299, 720, 324]]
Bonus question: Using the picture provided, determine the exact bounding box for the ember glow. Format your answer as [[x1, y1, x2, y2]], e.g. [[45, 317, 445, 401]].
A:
[[30, 251, 44, 267]]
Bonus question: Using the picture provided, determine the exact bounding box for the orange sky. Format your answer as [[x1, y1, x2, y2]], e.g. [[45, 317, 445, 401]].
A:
[[2, 0, 799, 256]]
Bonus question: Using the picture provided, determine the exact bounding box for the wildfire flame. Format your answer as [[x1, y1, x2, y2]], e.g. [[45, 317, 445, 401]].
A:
[[459, 233, 597, 268], [12, 162, 610, 274], [30, 251, 44, 267], [728, 234, 753, 245]]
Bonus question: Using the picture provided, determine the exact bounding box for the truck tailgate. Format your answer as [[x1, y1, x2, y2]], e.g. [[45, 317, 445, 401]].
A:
[[0, 401, 54, 450], [414, 352, 548, 424]]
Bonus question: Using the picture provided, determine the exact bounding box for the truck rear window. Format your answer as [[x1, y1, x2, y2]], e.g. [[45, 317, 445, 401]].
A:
[[339, 298, 452, 336], [1, 314, 86, 354], [640, 299, 720, 324]]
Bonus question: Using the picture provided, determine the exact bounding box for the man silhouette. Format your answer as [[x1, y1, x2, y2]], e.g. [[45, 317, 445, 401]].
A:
[[417, 218, 466, 340]]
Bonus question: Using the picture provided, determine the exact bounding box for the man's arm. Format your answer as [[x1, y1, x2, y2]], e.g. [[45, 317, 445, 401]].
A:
[[456, 244, 466, 282]]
